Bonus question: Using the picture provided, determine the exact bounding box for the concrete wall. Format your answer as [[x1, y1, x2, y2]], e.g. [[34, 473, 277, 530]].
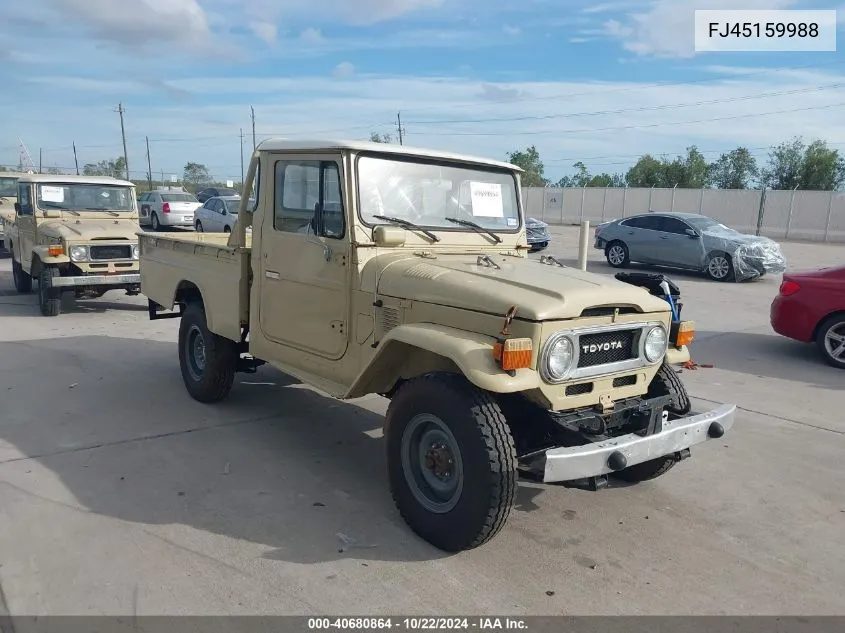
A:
[[522, 186, 845, 243]]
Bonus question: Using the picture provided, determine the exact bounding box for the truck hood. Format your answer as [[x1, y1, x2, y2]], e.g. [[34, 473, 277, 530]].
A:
[[374, 254, 670, 321], [40, 219, 141, 241]]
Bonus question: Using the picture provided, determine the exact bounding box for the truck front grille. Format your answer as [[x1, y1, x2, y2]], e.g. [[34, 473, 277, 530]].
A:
[[90, 245, 131, 260], [577, 329, 639, 368]]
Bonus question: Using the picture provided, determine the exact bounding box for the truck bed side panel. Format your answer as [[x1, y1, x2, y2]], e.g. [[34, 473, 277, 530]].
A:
[[139, 233, 250, 341]]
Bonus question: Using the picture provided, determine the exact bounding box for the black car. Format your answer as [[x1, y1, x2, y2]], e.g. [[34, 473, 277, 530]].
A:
[[196, 187, 238, 203]]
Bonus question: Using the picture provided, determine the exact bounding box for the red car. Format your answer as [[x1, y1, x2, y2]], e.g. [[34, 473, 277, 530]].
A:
[[770, 265, 845, 369]]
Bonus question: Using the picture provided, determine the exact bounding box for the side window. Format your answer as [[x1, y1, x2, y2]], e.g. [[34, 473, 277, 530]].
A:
[[625, 215, 661, 230], [658, 217, 691, 235], [275, 160, 345, 239], [17, 184, 32, 215], [621, 216, 648, 229]]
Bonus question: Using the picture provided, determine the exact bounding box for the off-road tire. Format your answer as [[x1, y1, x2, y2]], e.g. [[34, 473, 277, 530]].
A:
[[612, 361, 692, 483], [706, 252, 734, 282], [151, 213, 161, 231], [12, 256, 33, 293], [385, 374, 517, 552], [178, 302, 238, 403], [605, 240, 630, 268], [815, 314, 845, 369], [38, 266, 61, 317], [196, 220, 204, 232], [646, 360, 692, 416]]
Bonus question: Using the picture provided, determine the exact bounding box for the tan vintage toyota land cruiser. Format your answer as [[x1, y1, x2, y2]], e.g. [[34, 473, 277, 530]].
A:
[[7, 174, 142, 316], [139, 139, 735, 552]]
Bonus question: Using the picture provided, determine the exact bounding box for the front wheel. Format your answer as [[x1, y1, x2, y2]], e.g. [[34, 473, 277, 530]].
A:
[[706, 253, 734, 282], [178, 302, 238, 402], [816, 314, 845, 369], [385, 374, 517, 552], [38, 266, 61, 316]]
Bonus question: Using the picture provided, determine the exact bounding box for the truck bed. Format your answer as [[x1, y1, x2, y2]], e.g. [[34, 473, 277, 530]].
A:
[[139, 231, 252, 341]]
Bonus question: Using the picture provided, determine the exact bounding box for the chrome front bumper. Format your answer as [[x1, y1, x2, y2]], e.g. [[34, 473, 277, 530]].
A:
[[536, 403, 736, 483], [52, 273, 141, 288]]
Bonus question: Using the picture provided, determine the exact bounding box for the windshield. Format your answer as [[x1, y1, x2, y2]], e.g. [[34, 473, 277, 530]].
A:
[[36, 183, 135, 211], [0, 177, 18, 198], [686, 216, 732, 232], [357, 155, 521, 232], [224, 199, 245, 213], [161, 193, 197, 203]]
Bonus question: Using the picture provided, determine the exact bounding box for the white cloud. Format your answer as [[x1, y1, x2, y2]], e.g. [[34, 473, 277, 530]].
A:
[[502, 24, 521, 36], [602, 0, 798, 58], [250, 21, 278, 44], [582, 1, 649, 14], [6, 66, 845, 182], [333, 61, 356, 78], [299, 27, 324, 44]]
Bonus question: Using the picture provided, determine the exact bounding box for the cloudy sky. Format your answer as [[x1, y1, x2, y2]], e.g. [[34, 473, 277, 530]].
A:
[[1, 0, 844, 182]]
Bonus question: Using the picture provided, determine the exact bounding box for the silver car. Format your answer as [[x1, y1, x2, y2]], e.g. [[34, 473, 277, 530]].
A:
[[594, 212, 787, 282], [526, 217, 551, 252]]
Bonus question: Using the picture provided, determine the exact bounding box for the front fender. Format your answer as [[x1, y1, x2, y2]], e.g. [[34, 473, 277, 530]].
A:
[[346, 323, 541, 399], [32, 245, 70, 265], [666, 345, 691, 365]]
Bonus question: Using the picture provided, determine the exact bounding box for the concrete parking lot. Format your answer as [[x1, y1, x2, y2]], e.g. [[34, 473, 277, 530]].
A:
[[0, 226, 843, 616]]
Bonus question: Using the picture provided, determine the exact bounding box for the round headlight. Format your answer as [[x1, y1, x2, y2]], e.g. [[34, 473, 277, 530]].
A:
[[132, 244, 140, 259], [542, 334, 574, 382], [70, 245, 89, 262], [644, 325, 668, 363]]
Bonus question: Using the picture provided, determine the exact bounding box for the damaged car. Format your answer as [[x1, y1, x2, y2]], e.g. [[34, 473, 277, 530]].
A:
[[594, 212, 786, 282], [526, 216, 551, 252]]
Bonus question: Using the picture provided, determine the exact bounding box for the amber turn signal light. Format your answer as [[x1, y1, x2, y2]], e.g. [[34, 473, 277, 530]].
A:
[[47, 245, 63, 257], [493, 337, 533, 371], [674, 321, 695, 347]]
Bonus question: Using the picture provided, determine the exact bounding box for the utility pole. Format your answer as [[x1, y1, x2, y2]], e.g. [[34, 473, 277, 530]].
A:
[[73, 142, 79, 175], [161, 169, 165, 186], [240, 128, 245, 185], [39, 148, 42, 173], [116, 102, 130, 180], [251, 106, 256, 150], [145, 136, 153, 191], [396, 112, 405, 146]]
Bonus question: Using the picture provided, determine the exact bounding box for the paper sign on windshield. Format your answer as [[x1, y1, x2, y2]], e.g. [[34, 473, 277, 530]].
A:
[[40, 186, 65, 203], [470, 182, 504, 218]]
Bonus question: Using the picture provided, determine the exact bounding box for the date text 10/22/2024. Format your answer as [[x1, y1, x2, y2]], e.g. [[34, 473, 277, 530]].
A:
[[307, 618, 529, 631], [694, 9, 837, 52]]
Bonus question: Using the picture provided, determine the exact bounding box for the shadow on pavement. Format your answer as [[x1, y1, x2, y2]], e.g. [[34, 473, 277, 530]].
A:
[[692, 329, 844, 389], [0, 335, 452, 564]]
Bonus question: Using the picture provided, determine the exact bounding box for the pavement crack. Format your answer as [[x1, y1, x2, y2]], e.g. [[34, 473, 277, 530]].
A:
[[0, 414, 281, 467], [693, 395, 844, 435]]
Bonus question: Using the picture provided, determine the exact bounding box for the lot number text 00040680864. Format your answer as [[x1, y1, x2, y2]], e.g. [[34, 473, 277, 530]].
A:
[[694, 10, 837, 52]]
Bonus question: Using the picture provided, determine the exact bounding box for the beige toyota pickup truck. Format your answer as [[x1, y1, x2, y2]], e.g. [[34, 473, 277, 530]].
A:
[[6, 174, 142, 315], [139, 139, 735, 552]]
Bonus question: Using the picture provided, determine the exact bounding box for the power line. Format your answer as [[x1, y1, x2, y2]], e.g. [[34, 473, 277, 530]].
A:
[[405, 82, 845, 126], [410, 101, 845, 137]]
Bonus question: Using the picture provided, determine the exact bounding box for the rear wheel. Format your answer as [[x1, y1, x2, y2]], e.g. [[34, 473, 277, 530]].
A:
[[12, 256, 33, 293], [223, 226, 231, 233], [178, 302, 238, 402], [196, 220, 204, 232], [151, 213, 161, 231], [38, 266, 61, 317], [606, 241, 630, 268], [385, 374, 517, 552], [816, 314, 845, 369]]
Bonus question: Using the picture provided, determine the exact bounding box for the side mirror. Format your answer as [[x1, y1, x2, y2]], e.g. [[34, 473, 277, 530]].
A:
[[373, 225, 406, 247], [685, 228, 699, 239]]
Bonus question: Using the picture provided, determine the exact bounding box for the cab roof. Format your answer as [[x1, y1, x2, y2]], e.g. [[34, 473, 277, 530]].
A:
[[18, 174, 135, 187], [255, 138, 523, 172]]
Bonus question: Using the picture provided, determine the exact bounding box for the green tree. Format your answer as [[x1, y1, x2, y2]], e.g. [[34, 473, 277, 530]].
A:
[[762, 137, 804, 190], [588, 172, 626, 187], [183, 162, 211, 187], [800, 139, 845, 190], [506, 146, 546, 187], [710, 147, 759, 189], [369, 132, 393, 143], [626, 147, 711, 188], [626, 154, 664, 187], [82, 157, 125, 178]]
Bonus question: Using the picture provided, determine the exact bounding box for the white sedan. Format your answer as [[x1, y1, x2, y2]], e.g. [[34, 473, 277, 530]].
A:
[[194, 195, 247, 233]]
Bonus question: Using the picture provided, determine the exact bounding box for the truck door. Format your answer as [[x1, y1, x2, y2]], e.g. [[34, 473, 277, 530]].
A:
[[257, 155, 350, 360], [15, 183, 36, 272]]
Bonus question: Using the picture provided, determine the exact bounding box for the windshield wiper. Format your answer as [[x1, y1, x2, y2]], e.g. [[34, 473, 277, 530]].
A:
[[444, 217, 502, 243], [40, 202, 79, 215], [373, 215, 440, 242], [83, 208, 120, 216]]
